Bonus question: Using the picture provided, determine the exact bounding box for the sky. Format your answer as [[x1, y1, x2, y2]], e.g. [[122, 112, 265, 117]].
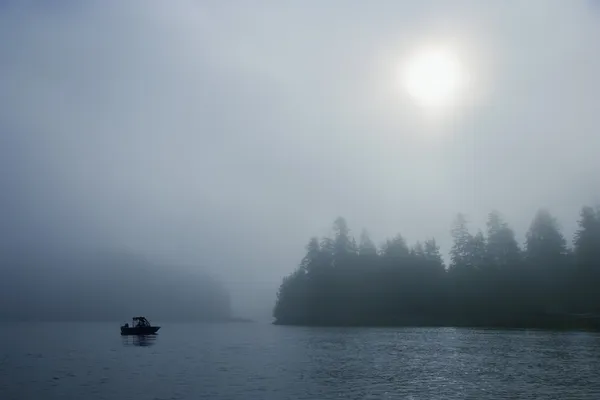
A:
[[1, 0, 600, 318]]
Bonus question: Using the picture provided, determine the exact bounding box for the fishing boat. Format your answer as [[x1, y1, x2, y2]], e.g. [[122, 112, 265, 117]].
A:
[[120, 316, 160, 335]]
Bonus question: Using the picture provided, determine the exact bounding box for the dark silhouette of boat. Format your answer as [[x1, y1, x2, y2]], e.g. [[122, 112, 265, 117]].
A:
[[120, 316, 160, 335]]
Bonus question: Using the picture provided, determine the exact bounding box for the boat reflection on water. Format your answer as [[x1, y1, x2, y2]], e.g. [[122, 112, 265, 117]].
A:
[[121, 334, 157, 347]]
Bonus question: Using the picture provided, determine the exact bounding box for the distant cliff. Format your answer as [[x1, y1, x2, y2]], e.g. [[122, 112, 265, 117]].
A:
[[0, 249, 232, 322]]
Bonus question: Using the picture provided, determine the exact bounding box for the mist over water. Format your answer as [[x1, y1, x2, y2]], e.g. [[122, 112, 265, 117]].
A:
[[1, 1, 600, 319], [0, 250, 232, 322]]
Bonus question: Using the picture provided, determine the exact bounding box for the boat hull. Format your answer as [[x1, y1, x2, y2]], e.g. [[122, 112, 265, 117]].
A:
[[120, 326, 160, 336]]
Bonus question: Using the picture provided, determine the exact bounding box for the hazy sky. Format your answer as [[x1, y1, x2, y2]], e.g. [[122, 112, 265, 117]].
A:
[[2, 0, 600, 317]]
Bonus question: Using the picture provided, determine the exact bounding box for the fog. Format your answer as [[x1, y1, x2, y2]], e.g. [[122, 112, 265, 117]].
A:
[[1, 0, 600, 319]]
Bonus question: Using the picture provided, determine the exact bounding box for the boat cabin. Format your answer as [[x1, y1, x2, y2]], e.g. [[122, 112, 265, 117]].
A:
[[132, 316, 151, 328]]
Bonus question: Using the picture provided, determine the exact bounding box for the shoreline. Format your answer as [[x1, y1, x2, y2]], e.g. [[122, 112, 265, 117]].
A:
[[273, 315, 600, 331]]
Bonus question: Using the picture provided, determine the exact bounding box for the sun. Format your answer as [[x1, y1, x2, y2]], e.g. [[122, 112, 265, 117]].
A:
[[401, 46, 466, 109]]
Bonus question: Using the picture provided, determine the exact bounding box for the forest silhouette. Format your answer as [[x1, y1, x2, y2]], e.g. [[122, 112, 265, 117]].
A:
[[273, 207, 600, 329], [0, 250, 232, 322]]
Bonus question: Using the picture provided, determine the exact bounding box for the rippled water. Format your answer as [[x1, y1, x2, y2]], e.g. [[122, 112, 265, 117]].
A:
[[1, 322, 600, 399]]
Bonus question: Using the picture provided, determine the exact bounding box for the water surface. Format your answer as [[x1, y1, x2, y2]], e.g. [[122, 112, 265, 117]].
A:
[[1, 322, 599, 399]]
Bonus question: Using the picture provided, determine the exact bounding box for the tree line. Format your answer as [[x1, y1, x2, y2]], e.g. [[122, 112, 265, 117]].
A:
[[273, 207, 600, 328], [0, 250, 232, 322]]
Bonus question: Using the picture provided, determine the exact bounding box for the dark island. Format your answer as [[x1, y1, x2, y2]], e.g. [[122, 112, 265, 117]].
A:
[[273, 207, 600, 330]]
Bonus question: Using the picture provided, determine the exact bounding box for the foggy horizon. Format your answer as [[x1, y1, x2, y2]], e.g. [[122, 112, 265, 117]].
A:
[[2, 0, 600, 319]]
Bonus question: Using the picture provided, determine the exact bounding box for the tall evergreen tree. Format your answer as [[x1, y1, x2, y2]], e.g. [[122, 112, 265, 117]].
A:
[[573, 206, 600, 311], [525, 209, 569, 311], [381, 234, 410, 258], [574, 206, 600, 273], [449, 213, 472, 272], [469, 231, 488, 270], [273, 268, 307, 323], [319, 237, 335, 257], [411, 241, 425, 258], [300, 237, 321, 274], [526, 209, 568, 262], [486, 211, 521, 268], [358, 229, 378, 256], [333, 217, 357, 258], [423, 238, 444, 269]]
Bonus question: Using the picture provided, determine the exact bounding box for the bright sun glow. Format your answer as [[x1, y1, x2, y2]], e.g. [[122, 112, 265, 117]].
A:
[[401, 46, 466, 109]]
